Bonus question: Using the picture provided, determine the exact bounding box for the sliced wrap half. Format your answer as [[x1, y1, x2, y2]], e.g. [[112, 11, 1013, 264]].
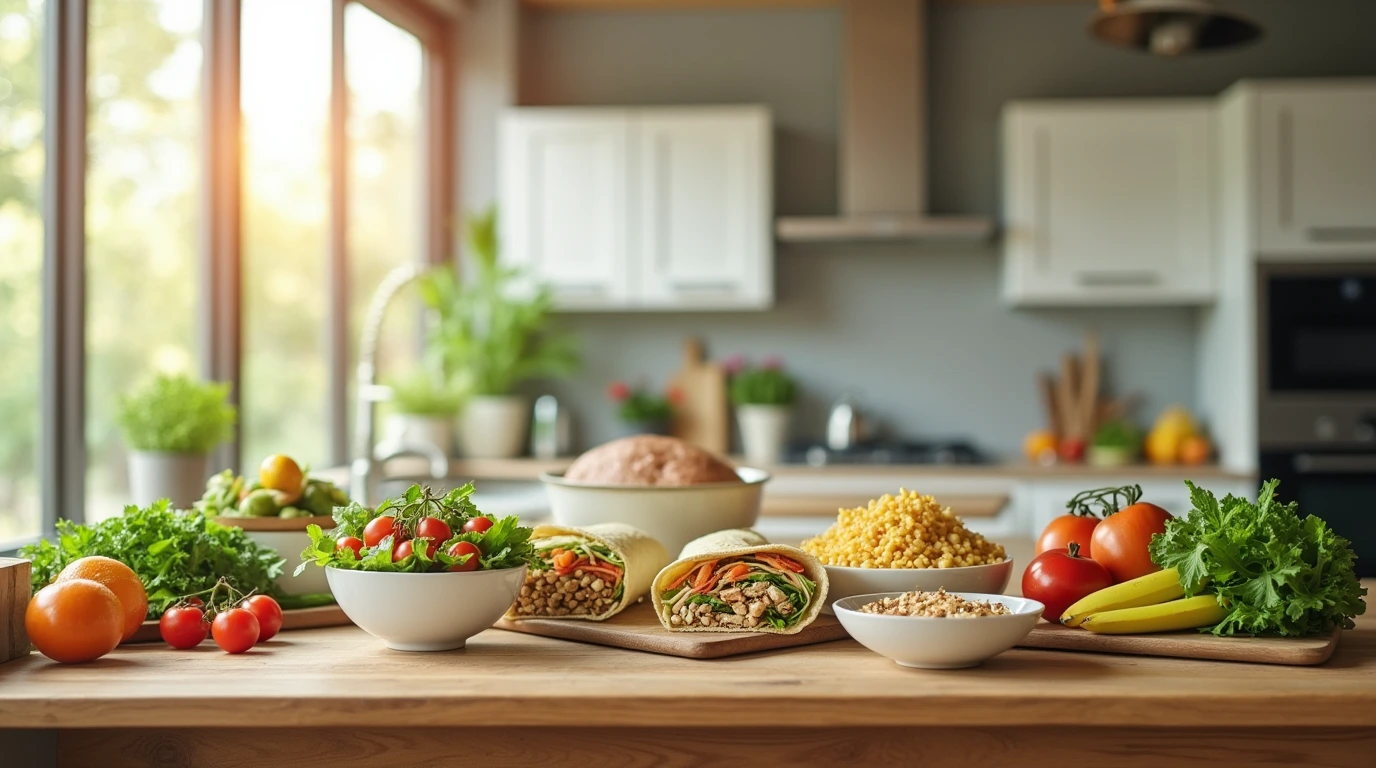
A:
[[506, 522, 670, 621], [651, 529, 829, 634]]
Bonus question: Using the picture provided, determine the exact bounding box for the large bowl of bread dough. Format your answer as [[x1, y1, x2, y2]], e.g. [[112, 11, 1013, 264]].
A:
[[541, 435, 769, 555]]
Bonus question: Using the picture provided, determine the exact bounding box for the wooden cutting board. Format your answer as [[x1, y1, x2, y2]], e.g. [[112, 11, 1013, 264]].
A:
[[495, 601, 847, 659], [1, 558, 31, 664], [127, 604, 353, 645], [669, 338, 729, 454], [1016, 621, 1341, 666]]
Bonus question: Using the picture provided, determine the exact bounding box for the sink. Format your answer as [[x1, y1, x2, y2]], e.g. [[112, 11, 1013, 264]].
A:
[[376, 476, 551, 522]]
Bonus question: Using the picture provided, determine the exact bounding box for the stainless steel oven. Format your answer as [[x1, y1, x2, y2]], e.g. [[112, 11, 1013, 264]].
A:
[[1259, 264, 1376, 576]]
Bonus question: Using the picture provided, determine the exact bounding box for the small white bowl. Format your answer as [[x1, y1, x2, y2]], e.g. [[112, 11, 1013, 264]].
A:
[[822, 560, 1014, 611], [540, 468, 769, 556], [834, 591, 1043, 669], [326, 565, 526, 652]]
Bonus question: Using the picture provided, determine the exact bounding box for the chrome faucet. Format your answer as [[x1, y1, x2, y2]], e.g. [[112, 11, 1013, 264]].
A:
[[351, 264, 450, 505]]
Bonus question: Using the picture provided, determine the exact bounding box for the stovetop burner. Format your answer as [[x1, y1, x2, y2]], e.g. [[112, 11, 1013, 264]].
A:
[[783, 440, 990, 466]]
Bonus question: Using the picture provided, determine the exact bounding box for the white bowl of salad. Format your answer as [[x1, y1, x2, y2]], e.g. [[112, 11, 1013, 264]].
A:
[[298, 483, 535, 652]]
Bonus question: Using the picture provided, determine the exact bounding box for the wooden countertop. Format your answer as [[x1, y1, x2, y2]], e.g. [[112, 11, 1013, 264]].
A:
[[3, 587, 1372, 731]]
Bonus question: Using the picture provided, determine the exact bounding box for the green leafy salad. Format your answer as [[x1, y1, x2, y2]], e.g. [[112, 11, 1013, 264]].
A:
[[22, 500, 286, 619], [298, 483, 536, 574], [1150, 480, 1367, 637]]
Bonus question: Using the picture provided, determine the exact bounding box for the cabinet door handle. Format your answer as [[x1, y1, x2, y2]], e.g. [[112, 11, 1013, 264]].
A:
[[1075, 270, 1161, 287], [1307, 226, 1376, 244]]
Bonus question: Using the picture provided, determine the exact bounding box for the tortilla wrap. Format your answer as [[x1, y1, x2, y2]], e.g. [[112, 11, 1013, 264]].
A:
[[651, 529, 829, 634], [506, 522, 670, 621]]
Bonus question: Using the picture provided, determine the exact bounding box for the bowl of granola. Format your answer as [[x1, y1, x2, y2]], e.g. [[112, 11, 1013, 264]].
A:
[[833, 589, 1043, 669]]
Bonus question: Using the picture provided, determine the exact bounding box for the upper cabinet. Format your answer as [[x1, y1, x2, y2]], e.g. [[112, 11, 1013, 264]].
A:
[[499, 106, 773, 311], [1254, 81, 1376, 259], [1002, 100, 1216, 306]]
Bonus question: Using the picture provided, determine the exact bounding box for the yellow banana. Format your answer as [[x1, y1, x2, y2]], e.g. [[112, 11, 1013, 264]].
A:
[[1060, 567, 1185, 626], [1079, 595, 1227, 634]]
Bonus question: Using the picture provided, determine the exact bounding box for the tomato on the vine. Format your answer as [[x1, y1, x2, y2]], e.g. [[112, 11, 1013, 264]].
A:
[[336, 536, 365, 559], [241, 595, 283, 642], [461, 516, 493, 534], [363, 516, 402, 548], [1021, 542, 1113, 622], [416, 517, 452, 543], [395, 537, 437, 562], [446, 540, 482, 572], [212, 608, 260, 654], [1092, 502, 1172, 582], [1036, 514, 1100, 558], [159, 605, 208, 649]]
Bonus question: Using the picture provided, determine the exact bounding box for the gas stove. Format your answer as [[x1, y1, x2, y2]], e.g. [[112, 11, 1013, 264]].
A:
[[783, 440, 990, 467]]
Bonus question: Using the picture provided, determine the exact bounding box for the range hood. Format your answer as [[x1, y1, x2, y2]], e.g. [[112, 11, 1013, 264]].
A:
[[776, 0, 993, 243]]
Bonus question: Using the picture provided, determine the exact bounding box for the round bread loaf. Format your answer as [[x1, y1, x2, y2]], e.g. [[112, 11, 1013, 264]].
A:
[[564, 435, 739, 486]]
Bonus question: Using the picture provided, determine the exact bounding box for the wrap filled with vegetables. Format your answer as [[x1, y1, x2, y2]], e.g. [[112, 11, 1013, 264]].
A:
[[506, 523, 670, 621], [652, 529, 828, 634]]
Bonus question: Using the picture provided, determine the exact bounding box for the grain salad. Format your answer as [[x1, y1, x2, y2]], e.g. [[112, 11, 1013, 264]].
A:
[[859, 589, 1011, 618], [801, 488, 1006, 568]]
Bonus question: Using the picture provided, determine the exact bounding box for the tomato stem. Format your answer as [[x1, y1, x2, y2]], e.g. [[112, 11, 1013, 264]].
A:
[[1067, 541, 1081, 558], [1066, 485, 1143, 518]]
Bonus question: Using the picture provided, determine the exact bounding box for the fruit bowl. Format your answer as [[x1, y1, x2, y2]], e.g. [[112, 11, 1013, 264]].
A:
[[834, 592, 1043, 669], [326, 565, 526, 651]]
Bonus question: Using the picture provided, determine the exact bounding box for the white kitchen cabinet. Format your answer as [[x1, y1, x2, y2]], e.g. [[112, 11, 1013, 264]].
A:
[[1254, 81, 1376, 259], [1002, 100, 1215, 306], [499, 106, 772, 311]]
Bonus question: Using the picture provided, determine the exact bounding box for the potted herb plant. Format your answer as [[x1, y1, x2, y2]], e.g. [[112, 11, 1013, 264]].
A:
[[380, 369, 464, 458], [607, 381, 679, 436], [728, 356, 798, 465], [116, 374, 237, 507], [420, 207, 580, 459], [1088, 419, 1141, 467]]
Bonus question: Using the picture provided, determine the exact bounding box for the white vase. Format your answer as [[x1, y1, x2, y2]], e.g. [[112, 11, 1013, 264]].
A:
[[736, 405, 792, 466], [378, 414, 454, 459], [457, 395, 530, 459], [128, 451, 211, 508]]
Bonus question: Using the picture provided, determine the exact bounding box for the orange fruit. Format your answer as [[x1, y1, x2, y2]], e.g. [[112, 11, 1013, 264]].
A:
[[57, 556, 148, 641], [1023, 430, 1059, 465], [26, 579, 125, 663], [259, 454, 305, 501], [1178, 434, 1212, 466]]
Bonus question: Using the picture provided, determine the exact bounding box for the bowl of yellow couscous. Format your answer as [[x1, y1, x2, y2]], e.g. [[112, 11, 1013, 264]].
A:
[[799, 489, 1012, 611]]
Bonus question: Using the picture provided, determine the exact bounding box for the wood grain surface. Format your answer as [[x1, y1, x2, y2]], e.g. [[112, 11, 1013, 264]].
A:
[[669, 338, 729, 454], [126, 604, 353, 645], [3, 604, 1373, 730], [57, 726, 1376, 768], [0, 557, 31, 664], [494, 601, 848, 658], [1019, 622, 1342, 666]]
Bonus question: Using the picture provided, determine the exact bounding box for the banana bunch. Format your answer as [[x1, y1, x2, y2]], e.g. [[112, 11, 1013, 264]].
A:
[[1061, 567, 1226, 634]]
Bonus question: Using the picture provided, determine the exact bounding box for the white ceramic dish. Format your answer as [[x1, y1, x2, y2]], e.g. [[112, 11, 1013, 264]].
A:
[[540, 468, 769, 556], [822, 559, 1014, 612], [834, 591, 1044, 669], [326, 565, 526, 652], [215, 516, 336, 597]]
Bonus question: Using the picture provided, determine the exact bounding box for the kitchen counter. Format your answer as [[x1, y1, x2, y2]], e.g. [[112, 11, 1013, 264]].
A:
[[3, 583, 1372, 768]]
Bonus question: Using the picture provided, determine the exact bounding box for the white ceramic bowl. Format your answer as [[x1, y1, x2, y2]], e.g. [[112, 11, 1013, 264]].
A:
[[540, 468, 769, 555], [822, 559, 1014, 612], [834, 592, 1044, 669], [215, 516, 336, 597], [326, 565, 526, 651]]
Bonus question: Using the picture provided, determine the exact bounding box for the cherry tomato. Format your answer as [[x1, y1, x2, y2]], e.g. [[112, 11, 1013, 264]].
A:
[[336, 536, 365, 559], [446, 540, 482, 572], [1036, 514, 1101, 558], [417, 517, 453, 543], [241, 595, 283, 642], [211, 608, 261, 654], [363, 516, 402, 548], [1091, 502, 1173, 582], [185, 596, 205, 608], [395, 537, 437, 562], [1022, 543, 1113, 622], [461, 516, 494, 534], [159, 606, 208, 649]]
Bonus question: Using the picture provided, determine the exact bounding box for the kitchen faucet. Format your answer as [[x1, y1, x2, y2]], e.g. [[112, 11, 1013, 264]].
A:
[[351, 264, 450, 505]]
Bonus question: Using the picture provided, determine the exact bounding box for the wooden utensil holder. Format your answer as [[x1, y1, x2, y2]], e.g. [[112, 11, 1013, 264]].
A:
[[1, 557, 32, 664]]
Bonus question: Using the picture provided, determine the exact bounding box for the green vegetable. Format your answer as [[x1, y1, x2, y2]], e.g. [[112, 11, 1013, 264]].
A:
[[193, 469, 243, 517], [1150, 480, 1367, 636], [115, 374, 237, 454], [729, 363, 797, 406], [238, 488, 281, 518], [297, 483, 535, 574], [1091, 419, 1140, 450], [20, 500, 285, 619]]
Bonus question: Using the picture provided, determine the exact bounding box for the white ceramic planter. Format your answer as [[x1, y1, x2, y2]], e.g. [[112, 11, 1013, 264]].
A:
[[378, 413, 454, 458], [736, 404, 792, 466], [457, 395, 529, 459], [128, 451, 210, 508]]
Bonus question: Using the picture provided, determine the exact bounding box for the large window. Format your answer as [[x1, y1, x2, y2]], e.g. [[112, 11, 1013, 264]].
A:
[[85, 0, 202, 522], [0, 0, 44, 542]]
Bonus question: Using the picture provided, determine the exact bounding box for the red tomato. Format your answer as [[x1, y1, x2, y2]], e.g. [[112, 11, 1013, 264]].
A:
[[185, 596, 205, 608], [1021, 543, 1114, 622], [394, 538, 438, 562], [363, 516, 402, 548], [211, 608, 260, 654], [159, 606, 208, 650], [1035, 515, 1101, 558], [461, 516, 494, 534], [416, 517, 453, 543], [241, 595, 283, 642], [446, 540, 482, 572], [1091, 502, 1173, 582], [336, 536, 365, 559]]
